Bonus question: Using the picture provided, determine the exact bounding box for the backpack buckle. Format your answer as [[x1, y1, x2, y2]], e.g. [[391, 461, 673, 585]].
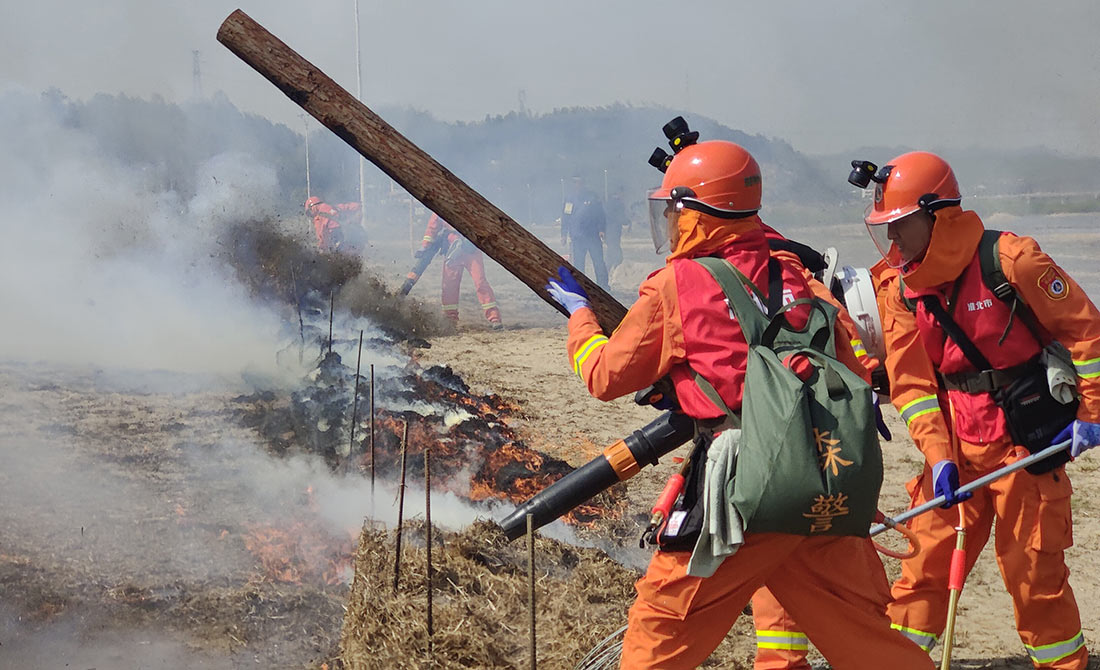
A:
[[991, 281, 1014, 301]]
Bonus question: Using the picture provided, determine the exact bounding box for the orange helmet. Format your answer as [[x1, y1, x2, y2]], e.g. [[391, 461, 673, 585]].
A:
[[864, 151, 960, 225], [648, 140, 762, 216], [304, 195, 322, 213]]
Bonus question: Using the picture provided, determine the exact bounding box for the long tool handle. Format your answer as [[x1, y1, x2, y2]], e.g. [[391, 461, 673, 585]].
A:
[[870, 440, 1070, 537], [939, 527, 967, 670]]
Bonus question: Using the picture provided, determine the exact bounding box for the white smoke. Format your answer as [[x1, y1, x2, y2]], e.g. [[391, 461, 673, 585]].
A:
[[0, 86, 293, 384]]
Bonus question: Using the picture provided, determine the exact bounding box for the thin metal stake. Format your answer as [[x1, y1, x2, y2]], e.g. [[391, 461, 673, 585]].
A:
[[425, 443, 434, 663], [291, 268, 304, 364], [393, 419, 409, 594], [528, 513, 536, 670], [348, 330, 364, 455], [327, 290, 335, 354]]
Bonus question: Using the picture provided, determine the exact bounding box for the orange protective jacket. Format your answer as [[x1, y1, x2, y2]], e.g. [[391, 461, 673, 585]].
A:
[[566, 209, 866, 415], [421, 214, 479, 263], [311, 201, 360, 251], [873, 208, 1100, 464]]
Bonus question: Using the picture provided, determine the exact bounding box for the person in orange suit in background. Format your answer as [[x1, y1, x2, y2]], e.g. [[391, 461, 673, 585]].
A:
[[305, 195, 365, 254], [546, 138, 933, 670], [417, 213, 502, 330], [859, 151, 1098, 669]]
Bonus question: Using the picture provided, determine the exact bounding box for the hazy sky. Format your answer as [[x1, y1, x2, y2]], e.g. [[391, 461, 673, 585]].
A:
[[4, 0, 1100, 156]]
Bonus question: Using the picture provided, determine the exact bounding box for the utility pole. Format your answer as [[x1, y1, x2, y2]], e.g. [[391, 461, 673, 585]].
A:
[[302, 113, 311, 198], [192, 50, 203, 100], [355, 0, 368, 240]]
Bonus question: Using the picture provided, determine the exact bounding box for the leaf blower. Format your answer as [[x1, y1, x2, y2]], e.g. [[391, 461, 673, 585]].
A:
[[498, 410, 695, 541]]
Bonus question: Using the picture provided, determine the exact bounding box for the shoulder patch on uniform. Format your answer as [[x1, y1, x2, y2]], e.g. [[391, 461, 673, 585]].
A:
[[1037, 266, 1069, 301]]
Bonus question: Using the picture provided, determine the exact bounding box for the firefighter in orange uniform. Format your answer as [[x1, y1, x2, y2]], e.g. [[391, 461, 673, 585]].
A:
[[546, 139, 933, 670], [418, 214, 502, 329], [859, 151, 1098, 669], [305, 195, 364, 253]]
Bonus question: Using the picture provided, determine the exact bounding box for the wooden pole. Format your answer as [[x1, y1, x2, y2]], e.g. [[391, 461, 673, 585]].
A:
[[425, 443, 434, 663], [348, 330, 364, 455], [216, 10, 626, 334], [393, 418, 409, 594]]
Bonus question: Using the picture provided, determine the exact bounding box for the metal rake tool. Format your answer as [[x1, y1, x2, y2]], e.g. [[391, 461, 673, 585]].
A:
[[575, 624, 628, 670]]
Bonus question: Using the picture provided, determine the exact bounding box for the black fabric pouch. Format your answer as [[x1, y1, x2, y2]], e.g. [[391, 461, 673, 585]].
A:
[[651, 435, 711, 552], [994, 360, 1076, 474]]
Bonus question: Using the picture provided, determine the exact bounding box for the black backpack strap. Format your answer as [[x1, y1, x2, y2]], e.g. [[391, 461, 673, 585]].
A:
[[920, 295, 994, 372], [767, 237, 826, 275], [977, 229, 1044, 346]]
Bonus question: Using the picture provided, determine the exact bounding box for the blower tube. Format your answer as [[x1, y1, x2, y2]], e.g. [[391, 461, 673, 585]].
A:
[[498, 410, 695, 541]]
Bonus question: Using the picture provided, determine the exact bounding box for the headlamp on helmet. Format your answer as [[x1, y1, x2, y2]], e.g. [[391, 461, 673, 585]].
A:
[[847, 160, 891, 189], [648, 116, 700, 175], [851, 151, 962, 269]]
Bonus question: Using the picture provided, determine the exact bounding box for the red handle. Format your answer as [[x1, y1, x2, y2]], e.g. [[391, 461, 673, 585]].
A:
[[652, 474, 685, 518], [947, 547, 967, 591]]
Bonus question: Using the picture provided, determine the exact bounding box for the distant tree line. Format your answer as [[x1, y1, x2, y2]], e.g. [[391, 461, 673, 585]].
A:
[[45, 89, 1100, 227]]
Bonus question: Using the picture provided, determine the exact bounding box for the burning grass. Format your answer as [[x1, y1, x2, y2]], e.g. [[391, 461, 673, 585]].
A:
[[219, 219, 442, 342]]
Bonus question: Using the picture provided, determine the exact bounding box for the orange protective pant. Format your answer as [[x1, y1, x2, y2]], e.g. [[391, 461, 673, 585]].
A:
[[888, 438, 1087, 669], [752, 587, 811, 670], [440, 252, 500, 324], [620, 533, 933, 670]]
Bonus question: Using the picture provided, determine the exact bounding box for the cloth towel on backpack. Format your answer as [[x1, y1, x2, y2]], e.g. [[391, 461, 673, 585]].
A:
[[1041, 342, 1078, 405], [687, 428, 745, 578]]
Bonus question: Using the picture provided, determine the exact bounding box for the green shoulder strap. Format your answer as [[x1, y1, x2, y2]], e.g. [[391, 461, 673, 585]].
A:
[[897, 276, 917, 313], [693, 256, 771, 345], [687, 256, 778, 425]]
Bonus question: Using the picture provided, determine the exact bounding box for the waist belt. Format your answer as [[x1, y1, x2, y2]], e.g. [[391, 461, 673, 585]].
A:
[[939, 359, 1037, 394]]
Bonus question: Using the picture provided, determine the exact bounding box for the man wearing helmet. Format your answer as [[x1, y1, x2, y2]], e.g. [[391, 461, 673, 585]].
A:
[[860, 151, 1100, 669], [305, 195, 365, 253], [546, 140, 933, 669]]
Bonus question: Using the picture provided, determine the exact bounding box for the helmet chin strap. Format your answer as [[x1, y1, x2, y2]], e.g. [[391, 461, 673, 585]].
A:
[[679, 198, 758, 220]]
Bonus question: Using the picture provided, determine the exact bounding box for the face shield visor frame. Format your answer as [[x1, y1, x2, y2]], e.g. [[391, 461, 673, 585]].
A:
[[647, 189, 683, 254]]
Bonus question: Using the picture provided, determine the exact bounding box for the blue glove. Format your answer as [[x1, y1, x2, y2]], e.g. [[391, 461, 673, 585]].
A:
[[545, 266, 590, 316], [931, 460, 972, 509], [873, 394, 892, 441], [1070, 420, 1100, 458]]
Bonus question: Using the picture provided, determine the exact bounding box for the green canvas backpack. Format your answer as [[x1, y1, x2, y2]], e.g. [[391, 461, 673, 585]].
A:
[[693, 257, 884, 536]]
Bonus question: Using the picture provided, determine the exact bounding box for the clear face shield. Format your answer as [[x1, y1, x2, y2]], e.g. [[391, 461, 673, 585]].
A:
[[864, 203, 928, 269], [647, 190, 680, 254]]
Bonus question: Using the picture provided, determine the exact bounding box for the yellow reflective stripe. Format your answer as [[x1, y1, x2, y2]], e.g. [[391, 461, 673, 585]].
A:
[[441, 303, 459, 310], [1073, 356, 1100, 378], [573, 335, 608, 377], [480, 302, 497, 309], [1025, 631, 1085, 663], [756, 630, 809, 650], [850, 338, 867, 357], [899, 395, 940, 427], [890, 623, 937, 651]]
